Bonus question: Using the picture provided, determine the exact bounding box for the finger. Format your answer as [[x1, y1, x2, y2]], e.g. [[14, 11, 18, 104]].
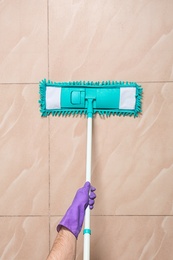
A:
[[90, 186, 96, 192], [89, 191, 96, 199], [89, 198, 95, 205], [89, 199, 95, 209]]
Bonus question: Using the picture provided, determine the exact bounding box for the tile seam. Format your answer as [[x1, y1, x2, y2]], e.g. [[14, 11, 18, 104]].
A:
[[47, 0, 51, 252], [0, 81, 172, 86], [0, 215, 173, 217]]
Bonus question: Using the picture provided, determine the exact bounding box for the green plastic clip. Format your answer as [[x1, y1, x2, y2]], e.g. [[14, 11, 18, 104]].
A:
[[83, 229, 91, 235]]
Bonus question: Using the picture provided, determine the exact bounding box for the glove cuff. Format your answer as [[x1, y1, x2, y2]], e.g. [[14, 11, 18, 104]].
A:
[[57, 205, 84, 239]]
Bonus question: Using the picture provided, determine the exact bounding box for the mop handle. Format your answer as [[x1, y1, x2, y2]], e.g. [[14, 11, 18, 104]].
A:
[[83, 116, 93, 260]]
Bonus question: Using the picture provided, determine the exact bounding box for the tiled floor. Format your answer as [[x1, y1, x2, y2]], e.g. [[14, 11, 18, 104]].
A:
[[0, 1, 173, 259]]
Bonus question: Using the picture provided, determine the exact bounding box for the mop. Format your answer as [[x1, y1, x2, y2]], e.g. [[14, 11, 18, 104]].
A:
[[39, 79, 142, 260]]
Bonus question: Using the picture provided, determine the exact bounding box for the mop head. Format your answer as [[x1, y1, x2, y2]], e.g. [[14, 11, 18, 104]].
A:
[[39, 79, 142, 117]]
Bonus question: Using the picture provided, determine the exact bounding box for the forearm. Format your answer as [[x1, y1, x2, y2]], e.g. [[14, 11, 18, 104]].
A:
[[47, 227, 76, 260]]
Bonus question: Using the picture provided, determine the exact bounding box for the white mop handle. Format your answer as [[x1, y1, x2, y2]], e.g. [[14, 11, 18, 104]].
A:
[[83, 116, 92, 260], [86, 117, 92, 182]]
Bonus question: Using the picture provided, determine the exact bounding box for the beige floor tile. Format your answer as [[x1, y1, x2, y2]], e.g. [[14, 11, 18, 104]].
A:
[[50, 83, 173, 216], [0, 0, 48, 83], [92, 83, 173, 215], [0, 85, 49, 215], [50, 216, 173, 260], [0, 217, 49, 260], [49, 0, 173, 82], [90, 216, 173, 260], [50, 116, 86, 215]]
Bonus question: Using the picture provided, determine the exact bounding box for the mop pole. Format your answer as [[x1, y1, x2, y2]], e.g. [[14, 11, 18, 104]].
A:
[[83, 99, 93, 260]]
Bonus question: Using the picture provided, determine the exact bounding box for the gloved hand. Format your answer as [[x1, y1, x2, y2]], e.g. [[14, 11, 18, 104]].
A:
[[57, 182, 96, 238]]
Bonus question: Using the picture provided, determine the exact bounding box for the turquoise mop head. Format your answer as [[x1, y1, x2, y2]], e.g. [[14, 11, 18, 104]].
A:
[[39, 79, 142, 118]]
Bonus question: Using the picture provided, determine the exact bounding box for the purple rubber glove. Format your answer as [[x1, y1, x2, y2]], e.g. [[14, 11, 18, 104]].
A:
[[57, 182, 96, 238]]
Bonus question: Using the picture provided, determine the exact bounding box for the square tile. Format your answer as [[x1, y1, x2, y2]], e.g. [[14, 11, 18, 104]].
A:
[[50, 216, 173, 260], [0, 85, 49, 215], [0, 217, 49, 260], [0, 0, 48, 83], [50, 116, 86, 215], [50, 83, 173, 216], [89, 216, 173, 260], [49, 0, 173, 82], [92, 83, 173, 215]]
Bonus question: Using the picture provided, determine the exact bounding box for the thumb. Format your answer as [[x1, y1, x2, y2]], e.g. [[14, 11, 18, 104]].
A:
[[83, 181, 91, 192]]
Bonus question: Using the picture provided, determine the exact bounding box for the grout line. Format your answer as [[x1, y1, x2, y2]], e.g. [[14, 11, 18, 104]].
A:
[[52, 214, 173, 217], [138, 81, 173, 84], [91, 214, 173, 217], [0, 83, 39, 85], [47, 0, 50, 80], [0, 215, 173, 217], [47, 0, 51, 252], [0, 81, 172, 86], [0, 215, 51, 217]]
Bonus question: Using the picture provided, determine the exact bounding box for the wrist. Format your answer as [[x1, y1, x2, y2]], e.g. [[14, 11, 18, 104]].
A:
[[59, 226, 77, 240]]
